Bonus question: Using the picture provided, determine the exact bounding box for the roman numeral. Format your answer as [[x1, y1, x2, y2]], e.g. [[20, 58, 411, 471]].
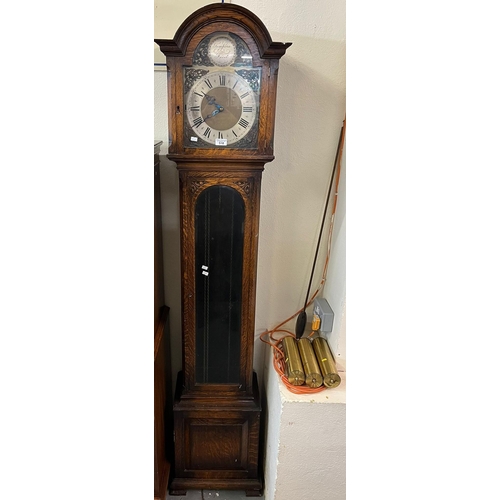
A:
[[219, 75, 226, 86], [243, 106, 253, 113], [238, 118, 249, 129], [190, 106, 200, 111], [240, 92, 250, 99], [193, 117, 203, 128], [203, 127, 212, 138], [232, 130, 238, 137], [194, 92, 204, 97], [218, 132, 223, 139], [204, 79, 213, 89]]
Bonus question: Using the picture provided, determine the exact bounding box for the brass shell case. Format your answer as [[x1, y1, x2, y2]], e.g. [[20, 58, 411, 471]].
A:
[[281, 337, 305, 386], [297, 338, 323, 388], [312, 337, 341, 388]]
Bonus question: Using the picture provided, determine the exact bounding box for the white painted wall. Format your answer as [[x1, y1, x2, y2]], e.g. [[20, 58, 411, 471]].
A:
[[154, 1, 346, 498]]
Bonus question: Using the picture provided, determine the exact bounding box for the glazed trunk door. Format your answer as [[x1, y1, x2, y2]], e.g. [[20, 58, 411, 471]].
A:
[[194, 185, 244, 385]]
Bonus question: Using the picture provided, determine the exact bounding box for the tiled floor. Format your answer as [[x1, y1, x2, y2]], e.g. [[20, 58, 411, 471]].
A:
[[167, 490, 262, 500]]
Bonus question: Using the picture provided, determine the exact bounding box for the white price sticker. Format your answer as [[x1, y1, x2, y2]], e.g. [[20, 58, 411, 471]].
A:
[[190, 136, 198, 142], [215, 138, 228, 146]]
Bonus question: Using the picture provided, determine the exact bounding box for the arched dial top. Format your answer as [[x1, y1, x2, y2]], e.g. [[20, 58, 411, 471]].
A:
[[184, 32, 261, 149]]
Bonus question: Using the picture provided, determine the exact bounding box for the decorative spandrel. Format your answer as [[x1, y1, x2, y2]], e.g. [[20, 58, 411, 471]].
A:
[[194, 186, 245, 384]]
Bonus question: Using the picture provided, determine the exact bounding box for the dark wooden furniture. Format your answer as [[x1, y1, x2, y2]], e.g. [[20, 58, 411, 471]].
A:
[[154, 140, 173, 500], [155, 4, 290, 496]]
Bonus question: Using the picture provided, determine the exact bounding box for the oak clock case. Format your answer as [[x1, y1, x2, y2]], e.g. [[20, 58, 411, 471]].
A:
[[155, 3, 290, 497]]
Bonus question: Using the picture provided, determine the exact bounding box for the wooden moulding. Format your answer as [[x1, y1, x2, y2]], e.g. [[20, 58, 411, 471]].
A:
[[155, 3, 291, 59]]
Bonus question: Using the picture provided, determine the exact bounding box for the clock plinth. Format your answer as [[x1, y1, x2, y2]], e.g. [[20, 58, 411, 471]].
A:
[[156, 4, 290, 496], [170, 371, 262, 496]]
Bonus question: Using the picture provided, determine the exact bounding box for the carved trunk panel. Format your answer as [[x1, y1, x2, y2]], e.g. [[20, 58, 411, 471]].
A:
[[179, 170, 262, 396]]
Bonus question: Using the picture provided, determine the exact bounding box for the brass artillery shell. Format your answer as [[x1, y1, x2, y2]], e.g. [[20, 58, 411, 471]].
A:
[[281, 336, 305, 386], [312, 337, 341, 388], [297, 338, 323, 388]]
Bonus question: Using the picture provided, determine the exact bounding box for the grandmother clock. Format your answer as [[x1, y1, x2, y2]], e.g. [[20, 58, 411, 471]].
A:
[[155, 3, 290, 496]]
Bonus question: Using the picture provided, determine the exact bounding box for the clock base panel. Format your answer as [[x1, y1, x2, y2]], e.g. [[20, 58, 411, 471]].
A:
[[170, 372, 263, 497]]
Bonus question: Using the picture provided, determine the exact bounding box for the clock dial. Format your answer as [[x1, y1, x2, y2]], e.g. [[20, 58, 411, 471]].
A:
[[185, 70, 258, 147]]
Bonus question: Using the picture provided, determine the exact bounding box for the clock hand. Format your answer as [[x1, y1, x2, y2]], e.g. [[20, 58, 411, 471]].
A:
[[206, 95, 224, 112], [204, 109, 220, 120], [204, 107, 225, 121], [206, 95, 216, 105]]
